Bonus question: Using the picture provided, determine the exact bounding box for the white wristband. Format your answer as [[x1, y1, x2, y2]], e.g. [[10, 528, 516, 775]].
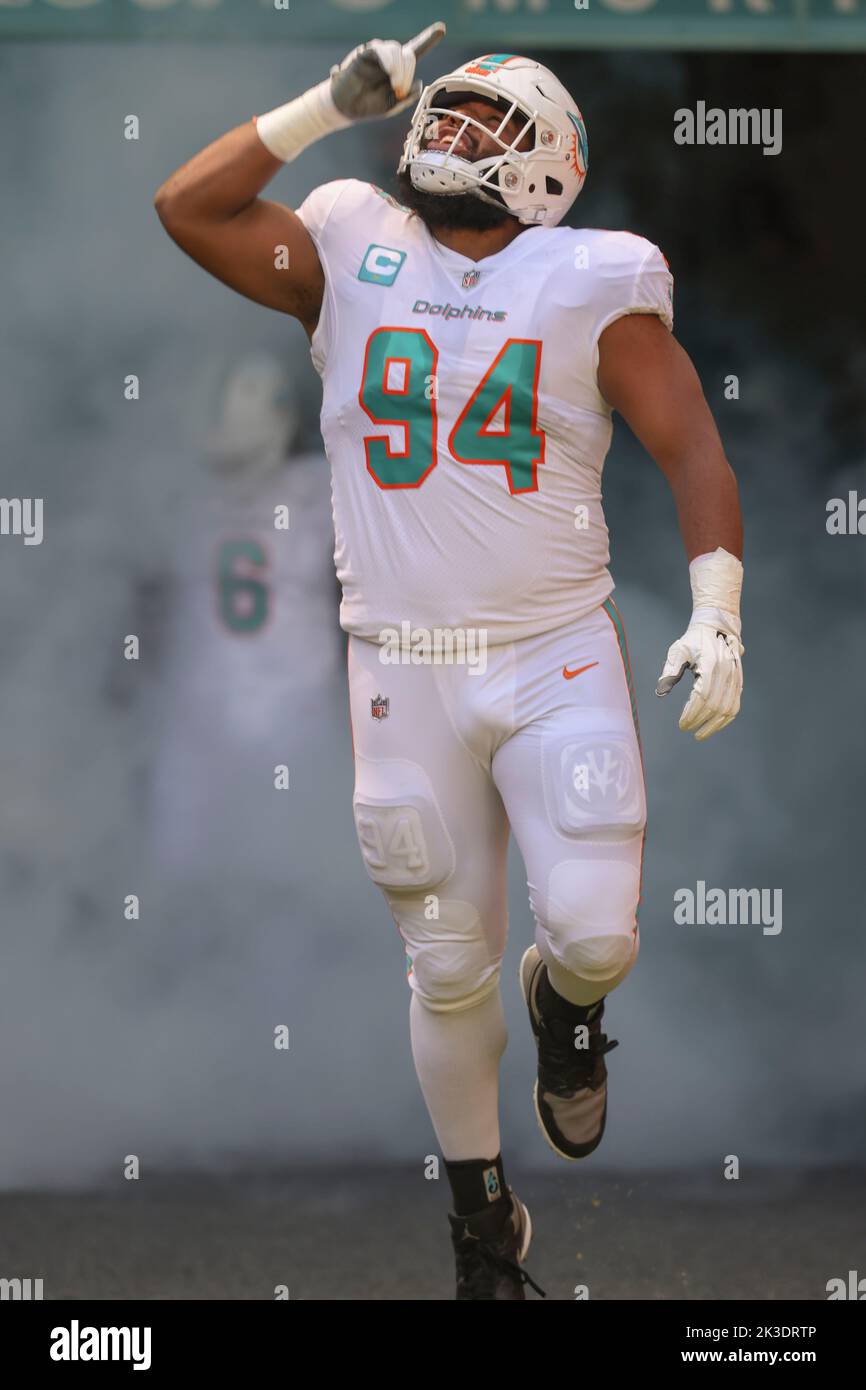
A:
[[255, 78, 351, 164], [689, 547, 744, 641]]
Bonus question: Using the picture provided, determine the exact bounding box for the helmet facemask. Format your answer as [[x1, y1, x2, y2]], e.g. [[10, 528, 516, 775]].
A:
[[399, 86, 539, 221], [397, 56, 588, 229]]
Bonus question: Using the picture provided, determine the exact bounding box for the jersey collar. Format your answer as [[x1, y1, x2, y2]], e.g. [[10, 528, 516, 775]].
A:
[[418, 217, 544, 293]]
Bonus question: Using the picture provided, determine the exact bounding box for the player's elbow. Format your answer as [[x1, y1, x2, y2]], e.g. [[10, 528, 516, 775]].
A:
[[154, 184, 180, 230], [153, 174, 200, 234], [153, 189, 201, 255]]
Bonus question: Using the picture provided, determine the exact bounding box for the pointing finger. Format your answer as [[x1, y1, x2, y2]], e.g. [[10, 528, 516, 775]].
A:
[[406, 21, 447, 60]]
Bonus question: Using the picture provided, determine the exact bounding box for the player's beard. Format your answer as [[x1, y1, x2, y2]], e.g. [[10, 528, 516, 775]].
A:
[[393, 168, 513, 232]]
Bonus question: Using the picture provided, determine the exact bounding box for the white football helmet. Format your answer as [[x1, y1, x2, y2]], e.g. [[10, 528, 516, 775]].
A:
[[205, 354, 300, 485], [397, 53, 588, 228]]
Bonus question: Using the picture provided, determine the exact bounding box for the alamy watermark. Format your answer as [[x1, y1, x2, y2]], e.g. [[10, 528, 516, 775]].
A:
[[50, 1321, 151, 1371], [0, 498, 43, 545], [675, 102, 782, 157], [675, 880, 782, 935], [826, 490, 865, 534], [1, 1276, 43, 1299], [378, 623, 488, 675]]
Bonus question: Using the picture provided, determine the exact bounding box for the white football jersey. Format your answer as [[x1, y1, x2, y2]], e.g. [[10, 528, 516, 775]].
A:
[[149, 449, 342, 878], [165, 450, 339, 704], [296, 179, 673, 646]]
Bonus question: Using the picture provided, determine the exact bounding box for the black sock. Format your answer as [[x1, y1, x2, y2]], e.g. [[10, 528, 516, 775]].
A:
[[445, 1153, 508, 1216], [538, 967, 605, 1023]]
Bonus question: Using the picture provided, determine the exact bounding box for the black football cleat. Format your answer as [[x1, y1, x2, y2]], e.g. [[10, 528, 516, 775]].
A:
[[448, 1188, 545, 1300], [520, 945, 619, 1161]]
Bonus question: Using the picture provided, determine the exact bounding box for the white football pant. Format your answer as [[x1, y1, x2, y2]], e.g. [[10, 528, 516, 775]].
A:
[[347, 599, 646, 1158]]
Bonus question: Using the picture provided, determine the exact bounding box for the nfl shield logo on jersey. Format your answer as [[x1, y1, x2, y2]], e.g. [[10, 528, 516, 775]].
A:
[[371, 693, 389, 721], [462, 268, 481, 290]]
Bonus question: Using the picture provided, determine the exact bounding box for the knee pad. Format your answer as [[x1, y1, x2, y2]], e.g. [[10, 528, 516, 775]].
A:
[[534, 726, 644, 985], [352, 755, 455, 892], [539, 857, 640, 982], [395, 896, 502, 1013]]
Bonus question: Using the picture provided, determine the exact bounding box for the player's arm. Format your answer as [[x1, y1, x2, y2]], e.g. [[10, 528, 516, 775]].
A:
[[154, 124, 324, 331], [597, 313, 741, 561], [153, 23, 446, 336], [597, 313, 745, 741]]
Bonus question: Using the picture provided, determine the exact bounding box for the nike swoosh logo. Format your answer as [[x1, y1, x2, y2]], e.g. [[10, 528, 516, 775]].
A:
[[562, 661, 599, 680]]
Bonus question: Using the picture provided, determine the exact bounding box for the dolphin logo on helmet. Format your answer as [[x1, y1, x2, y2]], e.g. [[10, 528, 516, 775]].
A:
[[397, 53, 588, 229]]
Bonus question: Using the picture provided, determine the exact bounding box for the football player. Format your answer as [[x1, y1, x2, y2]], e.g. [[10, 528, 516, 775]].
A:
[[149, 355, 342, 881], [155, 21, 744, 1300]]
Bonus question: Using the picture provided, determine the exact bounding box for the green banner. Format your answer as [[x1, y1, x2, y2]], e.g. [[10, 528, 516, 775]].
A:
[[1, 0, 865, 49]]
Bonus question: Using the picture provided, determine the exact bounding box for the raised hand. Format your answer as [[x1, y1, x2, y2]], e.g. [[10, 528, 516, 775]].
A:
[[330, 20, 447, 122]]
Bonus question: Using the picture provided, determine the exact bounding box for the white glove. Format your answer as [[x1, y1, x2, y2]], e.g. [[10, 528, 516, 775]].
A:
[[330, 22, 446, 122], [255, 21, 445, 164], [656, 548, 744, 741]]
